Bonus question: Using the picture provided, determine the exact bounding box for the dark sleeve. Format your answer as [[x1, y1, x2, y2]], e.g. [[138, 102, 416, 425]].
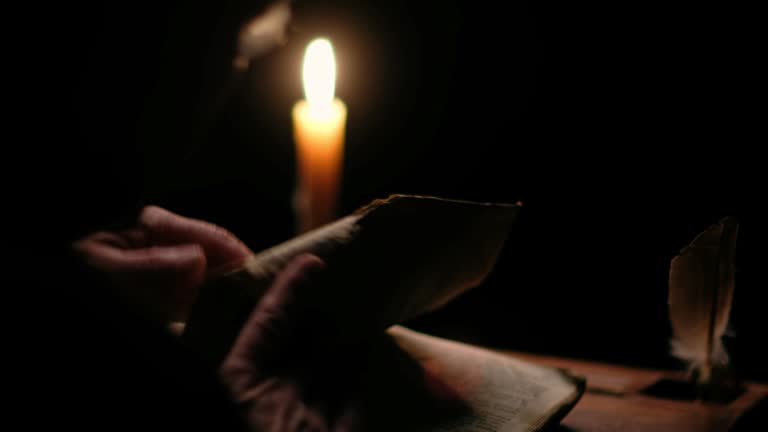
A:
[[16, 245, 250, 431]]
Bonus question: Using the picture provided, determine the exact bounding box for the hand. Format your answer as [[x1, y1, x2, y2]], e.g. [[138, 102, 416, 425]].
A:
[[74, 206, 253, 323], [220, 254, 465, 432], [220, 254, 363, 432]]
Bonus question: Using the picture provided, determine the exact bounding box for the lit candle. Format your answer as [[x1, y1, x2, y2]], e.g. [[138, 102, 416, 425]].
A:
[[292, 38, 347, 233]]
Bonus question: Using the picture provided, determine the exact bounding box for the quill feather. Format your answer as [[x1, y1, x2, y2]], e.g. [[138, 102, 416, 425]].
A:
[[234, 1, 292, 69], [668, 217, 738, 384]]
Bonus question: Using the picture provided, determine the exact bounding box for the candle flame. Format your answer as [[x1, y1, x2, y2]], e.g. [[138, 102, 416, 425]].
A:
[[302, 38, 336, 115]]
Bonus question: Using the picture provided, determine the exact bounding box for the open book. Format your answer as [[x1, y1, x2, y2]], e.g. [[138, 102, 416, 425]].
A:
[[182, 195, 584, 431]]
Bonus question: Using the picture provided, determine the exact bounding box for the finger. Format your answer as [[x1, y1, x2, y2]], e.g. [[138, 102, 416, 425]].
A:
[[227, 254, 325, 368], [77, 240, 207, 291], [76, 229, 147, 250], [76, 240, 207, 321], [118, 228, 149, 248], [139, 205, 252, 270], [76, 239, 206, 276]]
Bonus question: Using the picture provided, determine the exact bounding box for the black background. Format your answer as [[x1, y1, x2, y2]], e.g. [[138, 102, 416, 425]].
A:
[[17, 1, 766, 381]]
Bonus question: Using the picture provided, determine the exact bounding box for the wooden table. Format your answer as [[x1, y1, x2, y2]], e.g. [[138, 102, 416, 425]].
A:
[[505, 352, 767, 431]]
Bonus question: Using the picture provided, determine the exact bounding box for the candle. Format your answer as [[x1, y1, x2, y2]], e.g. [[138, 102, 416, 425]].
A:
[[292, 38, 347, 233]]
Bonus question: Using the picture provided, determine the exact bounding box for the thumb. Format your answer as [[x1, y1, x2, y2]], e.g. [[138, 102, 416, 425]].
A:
[[225, 254, 325, 371]]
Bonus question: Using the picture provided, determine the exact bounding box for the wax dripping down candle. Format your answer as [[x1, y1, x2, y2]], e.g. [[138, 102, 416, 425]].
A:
[[292, 38, 347, 233]]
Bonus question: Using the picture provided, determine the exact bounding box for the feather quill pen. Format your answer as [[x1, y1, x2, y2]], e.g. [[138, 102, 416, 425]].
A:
[[668, 217, 738, 385], [234, 1, 292, 69]]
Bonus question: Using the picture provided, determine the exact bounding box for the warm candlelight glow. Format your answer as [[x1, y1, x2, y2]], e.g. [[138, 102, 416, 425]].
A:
[[292, 38, 347, 233], [302, 38, 336, 117]]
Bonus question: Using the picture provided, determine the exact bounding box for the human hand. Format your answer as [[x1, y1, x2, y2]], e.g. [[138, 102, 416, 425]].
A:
[[219, 254, 467, 432], [219, 254, 364, 432], [74, 206, 253, 323]]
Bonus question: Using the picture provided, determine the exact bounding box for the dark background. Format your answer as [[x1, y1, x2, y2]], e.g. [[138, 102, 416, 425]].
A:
[[18, 1, 765, 381]]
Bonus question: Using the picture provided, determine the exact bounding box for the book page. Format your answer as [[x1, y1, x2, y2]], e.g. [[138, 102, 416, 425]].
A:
[[224, 195, 520, 339], [183, 195, 520, 365], [185, 195, 520, 356], [388, 326, 585, 432]]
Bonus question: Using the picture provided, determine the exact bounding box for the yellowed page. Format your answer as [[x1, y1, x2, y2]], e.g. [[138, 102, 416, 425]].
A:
[[184, 195, 520, 365], [208, 195, 520, 341], [388, 326, 585, 432]]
